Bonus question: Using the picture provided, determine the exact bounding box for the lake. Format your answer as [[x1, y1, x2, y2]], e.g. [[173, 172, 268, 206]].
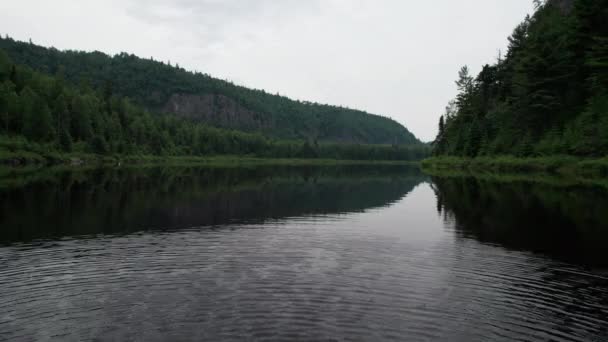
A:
[[1, 165, 607, 341]]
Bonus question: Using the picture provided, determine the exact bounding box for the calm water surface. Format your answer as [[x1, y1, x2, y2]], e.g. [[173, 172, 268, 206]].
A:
[[0, 165, 607, 341]]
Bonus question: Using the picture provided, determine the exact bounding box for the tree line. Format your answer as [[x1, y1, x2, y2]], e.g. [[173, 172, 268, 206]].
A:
[[433, 0, 608, 157], [0, 52, 429, 161], [0, 36, 420, 146]]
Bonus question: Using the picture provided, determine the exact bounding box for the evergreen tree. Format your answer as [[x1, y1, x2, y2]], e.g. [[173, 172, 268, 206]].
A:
[[22, 89, 54, 141], [0, 43, 430, 161], [0, 50, 10, 80], [0, 35, 422, 146], [91, 135, 109, 154], [455, 66, 474, 111], [59, 127, 73, 152], [431, 0, 608, 158], [71, 95, 93, 141]]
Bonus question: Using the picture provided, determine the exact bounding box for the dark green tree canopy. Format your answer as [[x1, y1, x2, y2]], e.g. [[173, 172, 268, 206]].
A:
[[433, 0, 608, 158], [0, 36, 421, 146], [0, 52, 430, 161]]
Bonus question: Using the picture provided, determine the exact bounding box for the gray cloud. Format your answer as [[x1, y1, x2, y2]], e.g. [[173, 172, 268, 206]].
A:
[[124, 0, 322, 44]]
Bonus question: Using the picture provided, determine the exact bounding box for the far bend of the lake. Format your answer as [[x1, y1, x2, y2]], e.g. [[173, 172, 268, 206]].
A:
[[0, 165, 607, 341]]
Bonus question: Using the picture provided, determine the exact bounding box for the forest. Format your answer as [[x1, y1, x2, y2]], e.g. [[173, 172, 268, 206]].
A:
[[0, 36, 420, 146], [432, 0, 608, 158], [0, 50, 429, 162]]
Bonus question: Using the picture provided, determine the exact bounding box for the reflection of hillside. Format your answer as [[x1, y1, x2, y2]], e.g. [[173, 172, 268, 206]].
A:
[[0, 165, 426, 243], [432, 176, 608, 267]]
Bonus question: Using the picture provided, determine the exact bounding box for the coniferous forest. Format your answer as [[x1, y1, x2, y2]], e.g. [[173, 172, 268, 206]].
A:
[[0, 39, 429, 163], [432, 0, 607, 158]]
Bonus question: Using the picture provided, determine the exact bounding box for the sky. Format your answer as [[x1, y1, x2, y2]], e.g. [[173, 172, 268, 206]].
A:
[[0, 0, 534, 141]]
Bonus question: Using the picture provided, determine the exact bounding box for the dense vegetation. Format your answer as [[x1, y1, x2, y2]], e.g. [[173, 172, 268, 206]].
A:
[[422, 155, 608, 178], [0, 51, 429, 162], [433, 0, 608, 158], [0, 36, 420, 145]]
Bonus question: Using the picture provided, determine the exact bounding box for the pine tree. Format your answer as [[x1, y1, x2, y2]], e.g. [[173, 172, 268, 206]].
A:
[[71, 95, 93, 141], [587, 36, 608, 91], [0, 50, 10, 80], [23, 90, 54, 141], [434, 115, 446, 155], [455, 66, 474, 111], [59, 127, 72, 152], [91, 135, 109, 154], [9, 65, 18, 91]]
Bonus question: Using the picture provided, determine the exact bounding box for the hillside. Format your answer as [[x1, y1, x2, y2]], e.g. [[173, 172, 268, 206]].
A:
[[0, 50, 429, 163], [432, 0, 607, 157], [0, 37, 420, 145]]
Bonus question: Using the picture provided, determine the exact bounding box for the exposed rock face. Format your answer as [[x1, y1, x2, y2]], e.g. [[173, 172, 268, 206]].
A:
[[163, 94, 271, 131], [161, 93, 415, 144]]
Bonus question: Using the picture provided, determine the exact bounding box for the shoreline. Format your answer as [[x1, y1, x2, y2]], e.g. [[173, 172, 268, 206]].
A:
[[0, 151, 420, 169], [421, 156, 608, 178]]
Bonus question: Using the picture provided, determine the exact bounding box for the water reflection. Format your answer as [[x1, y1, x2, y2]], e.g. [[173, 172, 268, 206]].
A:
[[0, 164, 426, 244], [1, 167, 608, 341], [431, 175, 608, 268]]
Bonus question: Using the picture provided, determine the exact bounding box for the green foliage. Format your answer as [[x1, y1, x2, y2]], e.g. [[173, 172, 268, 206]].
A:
[[0, 36, 421, 146], [0, 35, 435, 162], [0, 53, 429, 162], [21, 87, 55, 141], [422, 155, 587, 175], [432, 0, 608, 158], [59, 127, 72, 152], [91, 135, 109, 155], [0, 50, 10, 80], [562, 93, 608, 155]]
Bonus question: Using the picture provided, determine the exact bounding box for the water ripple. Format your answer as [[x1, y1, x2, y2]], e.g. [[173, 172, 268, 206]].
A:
[[1, 185, 607, 341]]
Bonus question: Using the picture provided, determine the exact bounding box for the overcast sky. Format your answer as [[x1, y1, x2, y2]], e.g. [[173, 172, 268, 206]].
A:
[[1, 0, 534, 141]]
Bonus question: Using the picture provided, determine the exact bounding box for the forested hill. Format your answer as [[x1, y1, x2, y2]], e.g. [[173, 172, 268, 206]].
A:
[[0, 37, 420, 145], [0, 48, 429, 161], [433, 0, 608, 157]]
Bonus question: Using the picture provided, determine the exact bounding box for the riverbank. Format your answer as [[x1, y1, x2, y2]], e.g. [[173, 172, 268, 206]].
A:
[[0, 135, 422, 168], [0, 148, 418, 169], [421, 156, 608, 178]]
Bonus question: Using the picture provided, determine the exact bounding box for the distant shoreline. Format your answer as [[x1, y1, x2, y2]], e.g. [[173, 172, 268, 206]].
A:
[[0, 151, 419, 169]]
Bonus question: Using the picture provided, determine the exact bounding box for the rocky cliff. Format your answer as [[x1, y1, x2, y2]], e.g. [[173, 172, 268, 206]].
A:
[[163, 93, 271, 131]]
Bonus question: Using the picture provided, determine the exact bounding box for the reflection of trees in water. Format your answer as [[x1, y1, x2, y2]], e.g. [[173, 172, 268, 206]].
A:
[[0, 165, 426, 243], [431, 176, 608, 266]]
